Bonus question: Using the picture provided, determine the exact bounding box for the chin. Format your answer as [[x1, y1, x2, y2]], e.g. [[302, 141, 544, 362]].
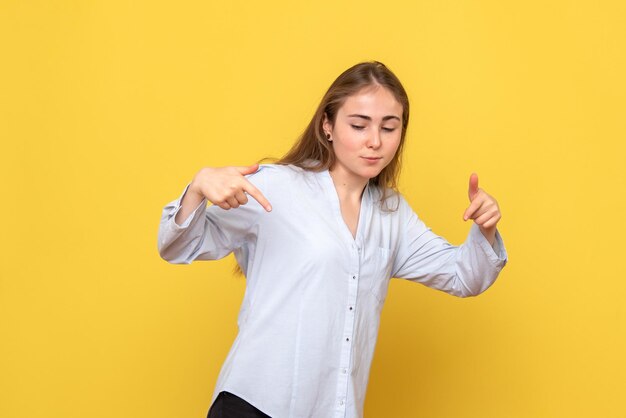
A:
[[362, 168, 384, 180]]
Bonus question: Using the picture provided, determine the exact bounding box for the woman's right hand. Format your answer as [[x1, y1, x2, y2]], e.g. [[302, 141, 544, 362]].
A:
[[189, 164, 272, 211], [174, 164, 272, 226]]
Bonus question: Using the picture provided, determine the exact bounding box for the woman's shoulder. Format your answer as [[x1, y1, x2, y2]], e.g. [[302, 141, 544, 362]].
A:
[[244, 163, 307, 188], [255, 162, 305, 178]]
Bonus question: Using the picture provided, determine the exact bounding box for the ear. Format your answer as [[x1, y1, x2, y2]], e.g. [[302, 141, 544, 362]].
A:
[[322, 112, 332, 137]]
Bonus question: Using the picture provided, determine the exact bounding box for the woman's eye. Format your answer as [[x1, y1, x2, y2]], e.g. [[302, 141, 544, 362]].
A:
[[382, 127, 396, 132], [351, 125, 365, 130]]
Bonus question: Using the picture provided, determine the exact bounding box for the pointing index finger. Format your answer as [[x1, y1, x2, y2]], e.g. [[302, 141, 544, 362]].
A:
[[242, 179, 272, 212], [463, 196, 482, 221]]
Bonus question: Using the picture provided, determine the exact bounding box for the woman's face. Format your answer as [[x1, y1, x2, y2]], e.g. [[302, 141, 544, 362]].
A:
[[324, 85, 403, 186]]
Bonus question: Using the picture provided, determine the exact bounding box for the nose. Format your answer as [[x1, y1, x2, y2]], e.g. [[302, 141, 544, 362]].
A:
[[367, 129, 382, 149]]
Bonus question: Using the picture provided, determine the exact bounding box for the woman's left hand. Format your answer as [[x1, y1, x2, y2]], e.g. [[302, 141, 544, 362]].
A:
[[463, 173, 501, 246]]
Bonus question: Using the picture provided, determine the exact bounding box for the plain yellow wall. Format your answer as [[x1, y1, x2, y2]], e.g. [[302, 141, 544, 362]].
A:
[[1, 1, 625, 417]]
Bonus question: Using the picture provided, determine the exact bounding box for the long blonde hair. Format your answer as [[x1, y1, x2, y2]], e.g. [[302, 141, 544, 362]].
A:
[[274, 61, 410, 209]]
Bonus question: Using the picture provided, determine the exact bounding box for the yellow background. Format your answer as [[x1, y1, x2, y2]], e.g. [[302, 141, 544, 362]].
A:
[[1, 1, 624, 417]]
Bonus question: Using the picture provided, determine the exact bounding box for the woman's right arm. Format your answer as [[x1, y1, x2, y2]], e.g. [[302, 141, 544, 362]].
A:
[[157, 164, 272, 264]]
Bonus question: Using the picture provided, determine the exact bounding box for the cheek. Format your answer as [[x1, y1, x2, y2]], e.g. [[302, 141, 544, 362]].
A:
[[335, 132, 362, 152], [387, 136, 402, 154], [336, 141, 359, 159]]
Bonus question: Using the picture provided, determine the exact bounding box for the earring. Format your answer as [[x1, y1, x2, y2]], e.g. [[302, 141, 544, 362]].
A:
[[325, 133, 332, 141]]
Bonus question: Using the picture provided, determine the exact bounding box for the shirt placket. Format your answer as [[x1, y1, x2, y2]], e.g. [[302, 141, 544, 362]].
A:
[[335, 240, 361, 417]]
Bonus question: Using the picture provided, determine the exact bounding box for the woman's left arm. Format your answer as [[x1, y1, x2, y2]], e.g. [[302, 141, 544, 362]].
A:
[[391, 174, 507, 298]]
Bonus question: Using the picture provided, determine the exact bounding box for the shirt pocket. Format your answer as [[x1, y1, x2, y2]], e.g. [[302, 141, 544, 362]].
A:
[[367, 246, 393, 303]]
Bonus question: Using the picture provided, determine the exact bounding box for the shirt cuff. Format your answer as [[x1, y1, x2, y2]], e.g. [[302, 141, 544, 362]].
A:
[[469, 223, 508, 267], [170, 183, 207, 229]]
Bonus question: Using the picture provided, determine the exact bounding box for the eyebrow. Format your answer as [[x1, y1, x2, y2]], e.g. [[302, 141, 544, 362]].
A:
[[347, 114, 401, 122]]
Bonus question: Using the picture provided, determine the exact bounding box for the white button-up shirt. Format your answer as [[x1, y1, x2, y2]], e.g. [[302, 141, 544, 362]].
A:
[[158, 164, 508, 418]]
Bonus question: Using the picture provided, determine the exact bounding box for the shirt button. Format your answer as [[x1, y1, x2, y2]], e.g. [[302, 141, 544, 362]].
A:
[[342, 368, 348, 374], [346, 337, 350, 342], [352, 275, 356, 280], [339, 399, 345, 406], [349, 306, 353, 311]]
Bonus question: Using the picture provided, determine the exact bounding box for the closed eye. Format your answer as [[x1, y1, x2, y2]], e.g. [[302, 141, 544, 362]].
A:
[[351, 125, 365, 130], [382, 127, 396, 132]]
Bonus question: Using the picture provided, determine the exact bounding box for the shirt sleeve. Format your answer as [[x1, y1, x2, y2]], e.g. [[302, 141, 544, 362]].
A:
[[391, 196, 508, 298], [157, 167, 269, 264]]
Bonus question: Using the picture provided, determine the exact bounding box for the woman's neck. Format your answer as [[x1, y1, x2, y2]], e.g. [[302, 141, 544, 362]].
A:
[[329, 166, 368, 203]]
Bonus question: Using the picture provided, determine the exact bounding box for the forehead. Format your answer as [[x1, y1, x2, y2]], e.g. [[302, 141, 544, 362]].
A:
[[338, 85, 403, 118]]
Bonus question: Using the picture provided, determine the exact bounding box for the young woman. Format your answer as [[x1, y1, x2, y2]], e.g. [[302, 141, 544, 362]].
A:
[[158, 61, 508, 418]]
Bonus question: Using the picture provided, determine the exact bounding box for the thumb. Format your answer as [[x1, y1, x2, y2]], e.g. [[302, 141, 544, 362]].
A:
[[236, 163, 260, 176], [468, 172, 479, 201]]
